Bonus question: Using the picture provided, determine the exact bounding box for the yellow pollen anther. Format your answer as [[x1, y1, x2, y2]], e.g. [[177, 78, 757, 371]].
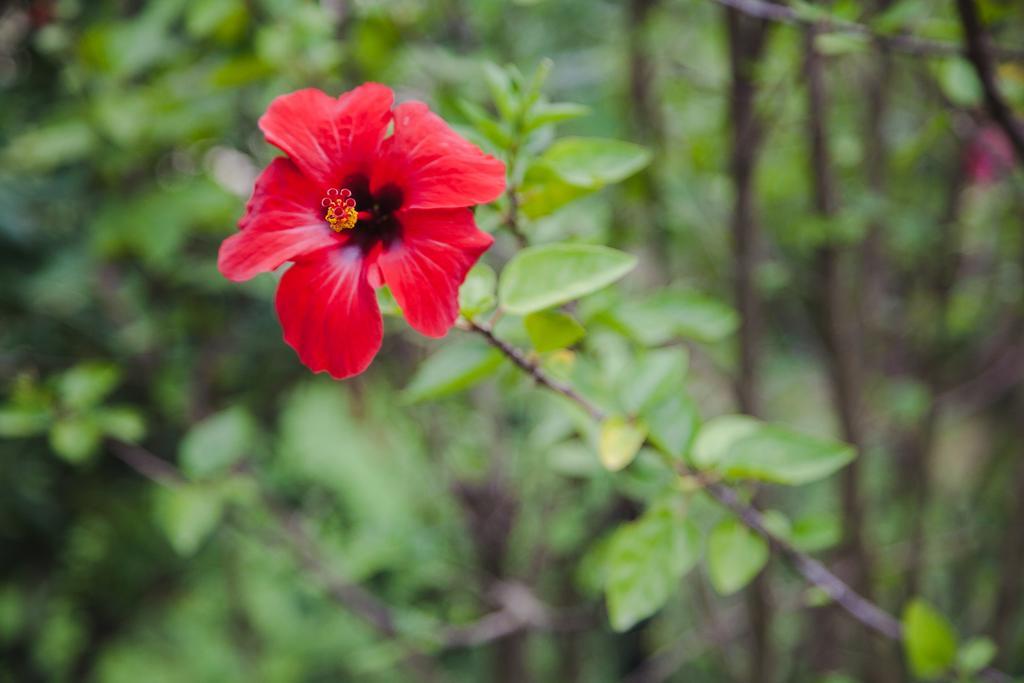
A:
[[322, 188, 358, 232]]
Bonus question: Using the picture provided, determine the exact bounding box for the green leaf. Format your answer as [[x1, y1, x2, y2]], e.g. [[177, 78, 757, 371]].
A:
[[179, 406, 257, 479], [938, 59, 982, 108], [499, 243, 636, 315], [524, 102, 591, 132], [524, 310, 585, 352], [790, 514, 842, 553], [706, 517, 769, 595], [2, 119, 97, 172], [598, 416, 647, 472], [719, 423, 856, 486], [902, 599, 958, 679], [518, 164, 591, 218], [209, 55, 272, 87], [957, 637, 996, 675], [482, 62, 519, 122], [459, 263, 498, 319], [154, 485, 224, 556], [49, 416, 102, 463], [519, 138, 651, 218], [524, 58, 553, 108], [57, 362, 121, 410], [790, 0, 830, 21], [692, 416, 855, 486], [458, 98, 512, 149], [873, 0, 932, 32], [759, 510, 792, 540], [805, 586, 834, 608], [605, 502, 701, 631], [818, 675, 858, 683], [815, 32, 869, 56], [402, 340, 504, 403], [94, 406, 146, 442], [538, 137, 651, 188], [615, 289, 739, 345], [0, 406, 52, 437], [644, 393, 700, 461], [549, 440, 603, 478], [691, 415, 762, 470], [0, 586, 25, 643], [185, 0, 247, 41], [620, 348, 689, 414]]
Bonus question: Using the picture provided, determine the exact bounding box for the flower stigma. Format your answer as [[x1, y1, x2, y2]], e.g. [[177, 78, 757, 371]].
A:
[[322, 188, 358, 232]]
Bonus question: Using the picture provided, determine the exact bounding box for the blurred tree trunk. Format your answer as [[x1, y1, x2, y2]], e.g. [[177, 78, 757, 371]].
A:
[[623, 0, 669, 274], [453, 389, 526, 683], [456, 473, 526, 683], [803, 25, 881, 679], [991, 395, 1024, 662], [901, 160, 965, 605], [443, 0, 477, 50], [860, 9, 925, 677], [725, 7, 774, 683], [860, 1, 892, 373]]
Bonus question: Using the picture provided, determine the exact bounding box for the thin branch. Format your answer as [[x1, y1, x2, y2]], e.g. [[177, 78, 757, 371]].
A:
[[464, 318, 607, 421], [707, 0, 1024, 61], [954, 0, 1024, 165], [501, 190, 528, 248], [702, 482, 900, 640], [109, 440, 187, 485], [443, 609, 532, 649], [464, 324, 1016, 683], [441, 581, 591, 648]]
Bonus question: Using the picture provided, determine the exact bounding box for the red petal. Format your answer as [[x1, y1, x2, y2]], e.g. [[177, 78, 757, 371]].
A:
[[218, 158, 340, 282], [371, 102, 506, 210], [378, 208, 494, 337], [259, 84, 393, 187], [275, 246, 383, 379]]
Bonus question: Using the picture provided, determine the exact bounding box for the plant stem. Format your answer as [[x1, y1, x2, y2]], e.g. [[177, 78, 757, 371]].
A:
[[502, 99, 529, 248], [465, 319, 606, 421]]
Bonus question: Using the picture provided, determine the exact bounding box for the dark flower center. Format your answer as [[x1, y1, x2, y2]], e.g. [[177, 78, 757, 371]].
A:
[[321, 175, 403, 251]]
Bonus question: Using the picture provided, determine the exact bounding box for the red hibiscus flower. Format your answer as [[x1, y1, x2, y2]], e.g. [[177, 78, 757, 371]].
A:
[[218, 84, 506, 379]]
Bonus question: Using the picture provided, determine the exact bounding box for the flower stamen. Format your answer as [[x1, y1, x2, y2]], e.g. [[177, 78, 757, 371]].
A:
[[322, 188, 358, 232]]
